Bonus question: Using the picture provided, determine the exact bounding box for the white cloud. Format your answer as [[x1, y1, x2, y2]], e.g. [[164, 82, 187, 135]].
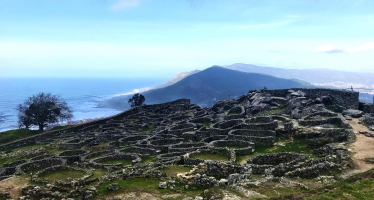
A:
[[110, 0, 143, 10], [350, 42, 374, 53], [314, 44, 345, 53], [315, 42, 374, 54]]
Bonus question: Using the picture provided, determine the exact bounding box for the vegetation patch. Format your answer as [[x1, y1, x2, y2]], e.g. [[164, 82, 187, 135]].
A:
[[144, 125, 154, 133], [12, 144, 45, 152], [90, 169, 107, 180], [163, 165, 192, 177], [49, 125, 75, 131], [190, 153, 230, 162], [99, 159, 132, 166], [363, 157, 374, 164], [236, 138, 314, 164], [270, 168, 374, 200], [95, 178, 166, 198], [254, 107, 285, 116], [0, 129, 41, 144], [141, 156, 157, 164], [200, 121, 210, 128], [40, 170, 85, 181]]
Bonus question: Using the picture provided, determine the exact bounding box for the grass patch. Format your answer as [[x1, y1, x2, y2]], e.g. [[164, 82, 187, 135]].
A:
[[144, 125, 154, 133], [40, 170, 85, 181], [219, 145, 243, 149], [333, 123, 343, 128], [99, 159, 132, 166], [0, 155, 23, 167], [96, 178, 166, 198], [200, 121, 210, 128], [25, 167, 44, 174], [363, 157, 374, 164], [0, 129, 41, 144], [190, 153, 230, 162], [163, 165, 192, 177], [46, 147, 64, 155], [49, 125, 75, 131], [142, 156, 157, 164], [270, 168, 374, 200], [254, 107, 285, 116], [236, 138, 314, 164], [90, 169, 107, 179], [12, 144, 45, 152]]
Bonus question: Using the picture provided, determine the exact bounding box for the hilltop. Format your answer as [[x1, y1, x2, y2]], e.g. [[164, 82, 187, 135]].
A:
[[1, 88, 374, 199]]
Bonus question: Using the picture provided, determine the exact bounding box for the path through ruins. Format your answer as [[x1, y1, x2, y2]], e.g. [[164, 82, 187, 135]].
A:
[[346, 118, 374, 174]]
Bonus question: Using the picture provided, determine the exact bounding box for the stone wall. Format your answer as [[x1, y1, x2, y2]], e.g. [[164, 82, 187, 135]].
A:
[[266, 88, 359, 110]]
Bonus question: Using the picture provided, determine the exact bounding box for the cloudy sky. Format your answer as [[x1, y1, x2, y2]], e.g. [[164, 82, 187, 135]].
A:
[[1, 0, 373, 77]]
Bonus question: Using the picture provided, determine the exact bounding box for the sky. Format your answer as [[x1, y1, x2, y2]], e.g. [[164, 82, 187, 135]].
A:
[[0, 0, 374, 77]]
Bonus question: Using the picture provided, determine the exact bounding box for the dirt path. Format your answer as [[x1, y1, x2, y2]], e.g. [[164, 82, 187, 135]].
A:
[[346, 118, 374, 173], [0, 177, 29, 199]]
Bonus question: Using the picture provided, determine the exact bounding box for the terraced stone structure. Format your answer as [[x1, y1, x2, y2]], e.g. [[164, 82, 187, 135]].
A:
[[0, 88, 371, 200]]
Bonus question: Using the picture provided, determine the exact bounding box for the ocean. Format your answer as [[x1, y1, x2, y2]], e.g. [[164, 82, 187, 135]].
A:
[[0, 77, 168, 132]]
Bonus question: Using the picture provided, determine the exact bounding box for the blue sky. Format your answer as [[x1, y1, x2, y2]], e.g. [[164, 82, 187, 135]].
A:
[[1, 0, 373, 77]]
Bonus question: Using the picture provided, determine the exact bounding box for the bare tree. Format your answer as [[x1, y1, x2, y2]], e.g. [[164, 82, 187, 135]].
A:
[[17, 92, 73, 131]]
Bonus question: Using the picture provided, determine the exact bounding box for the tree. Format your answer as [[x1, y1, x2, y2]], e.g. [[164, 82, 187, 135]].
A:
[[128, 93, 145, 107], [17, 92, 73, 131]]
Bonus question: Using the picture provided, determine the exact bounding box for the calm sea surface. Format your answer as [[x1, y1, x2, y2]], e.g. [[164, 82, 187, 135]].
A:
[[0, 77, 167, 132]]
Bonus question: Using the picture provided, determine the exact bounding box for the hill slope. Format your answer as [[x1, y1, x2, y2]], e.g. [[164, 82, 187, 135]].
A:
[[100, 66, 314, 110]]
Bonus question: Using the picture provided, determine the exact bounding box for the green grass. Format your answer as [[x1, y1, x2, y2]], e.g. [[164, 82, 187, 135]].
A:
[[228, 112, 241, 115], [267, 168, 374, 200], [40, 170, 85, 181], [333, 123, 343, 128], [200, 121, 210, 128], [144, 125, 154, 133], [90, 169, 107, 179], [219, 145, 243, 149], [0, 129, 41, 144], [46, 147, 64, 155], [99, 159, 132, 166], [141, 156, 157, 164], [49, 125, 75, 131], [236, 138, 314, 164], [25, 167, 44, 174], [190, 153, 230, 162], [0, 155, 23, 167], [96, 178, 166, 198], [254, 107, 285, 116], [163, 165, 193, 177], [12, 144, 45, 151]]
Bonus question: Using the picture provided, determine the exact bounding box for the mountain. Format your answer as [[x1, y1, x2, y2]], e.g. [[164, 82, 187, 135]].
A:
[[100, 66, 315, 110], [224, 63, 374, 103], [225, 63, 374, 89], [151, 70, 200, 90]]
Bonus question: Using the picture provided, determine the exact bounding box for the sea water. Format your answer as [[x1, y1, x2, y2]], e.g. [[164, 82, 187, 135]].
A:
[[0, 77, 167, 132]]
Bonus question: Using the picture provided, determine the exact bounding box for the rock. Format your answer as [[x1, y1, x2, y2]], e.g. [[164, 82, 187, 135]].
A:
[[159, 181, 167, 189], [342, 109, 364, 118], [194, 196, 203, 200], [106, 183, 120, 191], [0, 188, 10, 199]]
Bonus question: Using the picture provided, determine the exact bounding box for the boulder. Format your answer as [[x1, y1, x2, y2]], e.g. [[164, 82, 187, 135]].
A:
[[159, 181, 167, 189], [342, 109, 364, 118], [106, 183, 120, 191]]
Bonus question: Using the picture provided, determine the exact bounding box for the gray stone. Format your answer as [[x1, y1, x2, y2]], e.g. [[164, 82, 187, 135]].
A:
[[342, 109, 364, 118], [106, 183, 120, 191], [159, 181, 167, 189]]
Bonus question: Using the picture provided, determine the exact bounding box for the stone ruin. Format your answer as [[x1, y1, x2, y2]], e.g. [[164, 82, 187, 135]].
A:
[[0, 88, 373, 200]]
